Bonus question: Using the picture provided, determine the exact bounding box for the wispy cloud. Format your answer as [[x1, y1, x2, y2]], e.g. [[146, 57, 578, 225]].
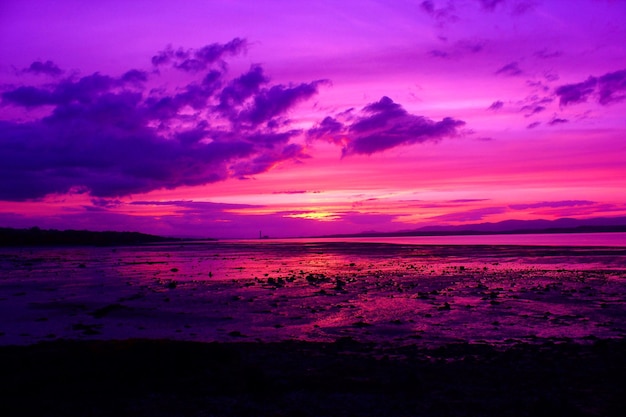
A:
[[151, 39, 247, 72], [495, 61, 523, 76], [22, 60, 63, 77], [272, 190, 321, 195], [548, 117, 568, 126], [427, 206, 506, 222], [487, 100, 504, 111], [510, 200, 595, 210], [534, 48, 562, 59], [428, 39, 486, 60], [419, 0, 459, 25], [555, 77, 597, 106], [554, 69, 626, 106], [477, 0, 505, 12]]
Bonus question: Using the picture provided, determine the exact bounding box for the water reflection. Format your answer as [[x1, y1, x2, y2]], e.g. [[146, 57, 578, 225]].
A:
[[1, 241, 625, 346]]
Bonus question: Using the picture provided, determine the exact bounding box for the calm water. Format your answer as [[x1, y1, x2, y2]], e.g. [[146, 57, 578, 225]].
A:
[[234, 232, 626, 247]]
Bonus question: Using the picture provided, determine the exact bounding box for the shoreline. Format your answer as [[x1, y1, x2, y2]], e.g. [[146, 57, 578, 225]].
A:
[[2, 242, 625, 346], [2, 242, 625, 415]]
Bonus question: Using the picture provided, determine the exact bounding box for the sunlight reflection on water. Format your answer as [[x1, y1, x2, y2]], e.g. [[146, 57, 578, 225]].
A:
[[1, 238, 625, 346]]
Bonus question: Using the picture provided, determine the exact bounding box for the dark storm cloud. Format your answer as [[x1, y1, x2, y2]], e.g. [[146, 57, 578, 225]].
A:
[[0, 115, 256, 200], [151, 38, 247, 72], [218, 65, 268, 113], [120, 69, 148, 84], [554, 69, 626, 106], [307, 116, 344, 141], [308, 96, 465, 157], [0, 39, 323, 201], [230, 143, 308, 178], [1, 72, 150, 108], [495, 61, 523, 76], [144, 77, 222, 120], [238, 81, 325, 126], [215, 65, 326, 127], [23, 60, 63, 76], [526, 121, 540, 129], [1, 86, 56, 107]]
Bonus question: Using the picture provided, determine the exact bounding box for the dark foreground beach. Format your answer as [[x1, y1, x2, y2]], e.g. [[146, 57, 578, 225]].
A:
[[1, 241, 625, 415], [2, 337, 625, 416]]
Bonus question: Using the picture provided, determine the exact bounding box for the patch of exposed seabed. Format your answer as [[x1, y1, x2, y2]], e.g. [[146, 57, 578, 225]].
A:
[[0, 242, 625, 346]]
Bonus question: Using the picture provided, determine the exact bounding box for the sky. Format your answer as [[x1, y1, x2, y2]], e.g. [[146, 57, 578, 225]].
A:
[[1, 0, 625, 238]]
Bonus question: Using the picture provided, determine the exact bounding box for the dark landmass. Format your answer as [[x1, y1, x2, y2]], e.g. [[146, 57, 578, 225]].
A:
[[1, 337, 624, 417], [321, 216, 626, 239], [421, 216, 626, 233], [0, 227, 193, 247]]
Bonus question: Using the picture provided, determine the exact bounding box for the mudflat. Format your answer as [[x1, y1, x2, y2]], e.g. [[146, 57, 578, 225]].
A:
[[1, 241, 625, 415]]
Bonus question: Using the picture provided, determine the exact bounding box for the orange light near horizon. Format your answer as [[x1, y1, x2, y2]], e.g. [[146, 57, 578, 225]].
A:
[[283, 211, 341, 221]]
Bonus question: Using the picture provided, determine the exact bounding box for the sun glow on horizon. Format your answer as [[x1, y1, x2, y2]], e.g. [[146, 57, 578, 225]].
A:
[[283, 211, 341, 222], [0, 1, 625, 237]]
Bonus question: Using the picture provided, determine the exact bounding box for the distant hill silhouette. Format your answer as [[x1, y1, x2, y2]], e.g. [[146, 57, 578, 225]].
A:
[[321, 216, 626, 238], [0, 227, 186, 247]]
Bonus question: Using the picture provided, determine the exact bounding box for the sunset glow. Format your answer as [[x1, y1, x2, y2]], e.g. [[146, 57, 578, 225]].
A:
[[1, 0, 625, 238]]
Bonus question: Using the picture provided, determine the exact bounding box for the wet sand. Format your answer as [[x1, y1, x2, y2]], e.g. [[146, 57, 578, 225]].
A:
[[1, 241, 625, 415], [1, 242, 625, 346]]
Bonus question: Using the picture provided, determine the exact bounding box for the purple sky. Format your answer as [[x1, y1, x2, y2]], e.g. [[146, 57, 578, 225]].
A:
[[1, 0, 625, 238]]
